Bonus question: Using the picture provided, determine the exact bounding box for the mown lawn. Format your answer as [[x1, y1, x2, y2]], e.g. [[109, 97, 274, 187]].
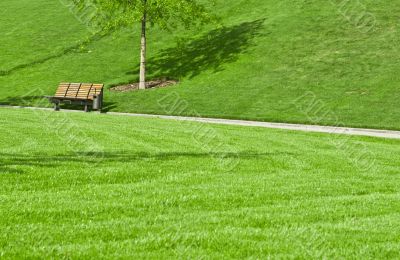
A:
[[1, 108, 400, 258], [1, 0, 400, 130]]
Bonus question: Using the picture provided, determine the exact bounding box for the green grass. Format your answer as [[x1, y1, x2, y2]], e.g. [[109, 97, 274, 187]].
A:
[[1, 0, 400, 129], [1, 107, 400, 258], [2, 1, 400, 257]]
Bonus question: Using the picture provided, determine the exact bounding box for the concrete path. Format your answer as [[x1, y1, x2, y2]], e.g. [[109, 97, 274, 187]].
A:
[[2, 105, 400, 139]]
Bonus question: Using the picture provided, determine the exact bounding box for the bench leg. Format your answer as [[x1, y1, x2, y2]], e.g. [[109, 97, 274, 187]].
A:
[[84, 104, 89, 112], [92, 103, 101, 113], [54, 102, 60, 111]]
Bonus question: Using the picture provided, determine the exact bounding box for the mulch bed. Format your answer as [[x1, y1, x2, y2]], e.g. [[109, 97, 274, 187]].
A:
[[109, 79, 178, 92]]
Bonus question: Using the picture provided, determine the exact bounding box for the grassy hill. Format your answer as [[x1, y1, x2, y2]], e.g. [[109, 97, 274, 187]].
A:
[[1, 0, 400, 129], [2, 1, 400, 257], [1, 107, 400, 258]]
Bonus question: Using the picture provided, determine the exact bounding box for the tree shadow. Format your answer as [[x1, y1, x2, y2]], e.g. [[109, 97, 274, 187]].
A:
[[0, 33, 108, 77], [0, 167, 25, 174], [0, 150, 295, 174], [0, 96, 47, 106], [129, 19, 267, 80]]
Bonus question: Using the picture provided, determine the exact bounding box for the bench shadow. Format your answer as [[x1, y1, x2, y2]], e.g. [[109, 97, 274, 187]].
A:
[[46, 101, 117, 112], [128, 19, 267, 80], [0, 96, 116, 113], [101, 101, 118, 113]]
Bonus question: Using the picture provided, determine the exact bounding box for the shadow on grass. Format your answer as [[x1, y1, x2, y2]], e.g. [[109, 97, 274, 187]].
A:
[[0, 33, 108, 77], [0, 96, 47, 106], [128, 19, 266, 80], [0, 96, 116, 113], [53, 100, 116, 112], [0, 150, 294, 174], [0, 167, 25, 174], [101, 101, 118, 113]]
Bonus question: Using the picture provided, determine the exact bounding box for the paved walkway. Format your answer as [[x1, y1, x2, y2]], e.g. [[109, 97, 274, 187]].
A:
[[2, 105, 400, 139]]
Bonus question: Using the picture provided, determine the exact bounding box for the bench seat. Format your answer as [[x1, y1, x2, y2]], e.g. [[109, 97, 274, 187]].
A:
[[46, 83, 104, 112]]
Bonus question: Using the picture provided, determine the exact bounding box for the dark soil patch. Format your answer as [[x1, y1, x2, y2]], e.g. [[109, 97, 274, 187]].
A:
[[109, 79, 178, 92]]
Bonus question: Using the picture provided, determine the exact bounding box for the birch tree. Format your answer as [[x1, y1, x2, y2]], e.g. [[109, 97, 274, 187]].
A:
[[74, 0, 215, 89]]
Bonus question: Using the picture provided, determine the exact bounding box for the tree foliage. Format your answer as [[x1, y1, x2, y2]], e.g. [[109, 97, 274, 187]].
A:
[[72, 0, 217, 88], [73, 0, 217, 32]]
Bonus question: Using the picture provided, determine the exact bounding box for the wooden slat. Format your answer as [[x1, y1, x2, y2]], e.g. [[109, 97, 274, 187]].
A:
[[68, 83, 82, 97], [55, 83, 70, 98], [52, 83, 103, 102]]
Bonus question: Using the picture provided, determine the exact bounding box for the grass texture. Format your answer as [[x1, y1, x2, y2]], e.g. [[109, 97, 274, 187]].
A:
[[1, 108, 400, 258]]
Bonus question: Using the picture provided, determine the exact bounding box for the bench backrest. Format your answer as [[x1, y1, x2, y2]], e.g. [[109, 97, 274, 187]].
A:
[[54, 83, 104, 100]]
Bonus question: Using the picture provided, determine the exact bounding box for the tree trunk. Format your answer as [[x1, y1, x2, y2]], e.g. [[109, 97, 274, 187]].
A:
[[139, 1, 147, 90]]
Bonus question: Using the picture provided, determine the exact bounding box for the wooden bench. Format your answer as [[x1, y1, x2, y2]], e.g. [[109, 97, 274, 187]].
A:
[[46, 83, 104, 112]]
